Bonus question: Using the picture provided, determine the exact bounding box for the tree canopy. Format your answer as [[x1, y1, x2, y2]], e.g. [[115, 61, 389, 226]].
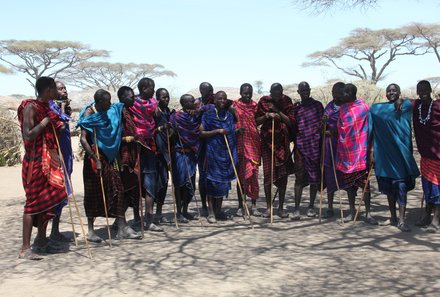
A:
[[302, 25, 431, 84], [64, 62, 177, 92], [292, 0, 379, 13], [0, 40, 108, 91]]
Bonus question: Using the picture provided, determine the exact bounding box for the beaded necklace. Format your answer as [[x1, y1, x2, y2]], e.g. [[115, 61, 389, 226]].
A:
[[418, 100, 433, 125]]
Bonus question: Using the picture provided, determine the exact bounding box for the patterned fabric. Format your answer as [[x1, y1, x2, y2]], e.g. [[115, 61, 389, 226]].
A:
[[413, 99, 440, 160], [256, 95, 295, 186], [202, 107, 237, 198], [83, 151, 125, 218], [336, 98, 369, 173], [77, 102, 124, 162], [129, 96, 158, 151], [323, 101, 341, 193], [369, 99, 420, 180], [421, 177, 440, 205], [340, 170, 370, 192], [292, 98, 324, 185], [18, 99, 67, 225], [119, 108, 141, 209], [233, 99, 261, 199]]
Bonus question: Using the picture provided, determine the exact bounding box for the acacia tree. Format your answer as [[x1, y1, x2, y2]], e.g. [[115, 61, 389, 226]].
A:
[[302, 27, 427, 84], [65, 62, 177, 92], [0, 40, 108, 92], [292, 0, 379, 13], [254, 80, 264, 95], [407, 22, 440, 64]]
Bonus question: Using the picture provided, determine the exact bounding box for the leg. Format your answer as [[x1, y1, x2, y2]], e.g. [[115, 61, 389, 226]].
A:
[[277, 177, 289, 218], [307, 184, 319, 217], [380, 195, 398, 226], [263, 183, 272, 217], [116, 216, 141, 239], [19, 213, 42, 260], [325, 191, 335, 218], [199, 175, 207, 210], [145, 194, 162, 231], [416, 202, 433, 227], [363, 190, 377, 224], [207, 196, 216, 223], [426, 205, 440, 233], [86, 217, 102, 243], [344, 187, 357, 222], [291, 184, 303, 220]]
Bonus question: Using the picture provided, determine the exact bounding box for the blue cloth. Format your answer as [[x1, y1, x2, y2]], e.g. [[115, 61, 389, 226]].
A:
[[422, 177, 440, 205], [77, 102, 124, 162], [140, 149, 157, 198], [369, 99, 420, 180], [202, 107, 237, 198], [377, 176, 415, 206]]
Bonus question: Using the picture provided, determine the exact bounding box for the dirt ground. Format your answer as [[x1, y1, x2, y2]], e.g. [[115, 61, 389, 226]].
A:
[[0, 159, 439, 297]]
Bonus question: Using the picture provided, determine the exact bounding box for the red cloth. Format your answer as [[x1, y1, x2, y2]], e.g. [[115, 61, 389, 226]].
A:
[[233, 99, 261, 199], [129, 96, 157, 151], [256, 95, 295, 186], [413, 99, 440, 160], [17, 99, 67, 224], [420, 157, 440, 186]]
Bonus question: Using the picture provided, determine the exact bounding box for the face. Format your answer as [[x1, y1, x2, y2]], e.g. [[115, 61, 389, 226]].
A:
[[56, 82, 68, 100], [297, 84, 311, 101], [46, 82, 58, 101], [385, 85, 400, 102], [332, 88, 344, 105], [157, 89, 170, 108], [240, 86, 253, 103], [270, 85, 283, 100], [121, 89, 135, 107], [96, 96, 111, 112], [200, 84, 213, 99], [214, 92, 227, 109], [417, 83, 432, 101], [142, 81, 155, 98], [182, 96, 196, 110]]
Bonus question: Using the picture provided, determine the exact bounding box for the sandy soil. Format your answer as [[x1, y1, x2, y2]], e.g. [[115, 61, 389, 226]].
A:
[[0, 159, 439, 297]]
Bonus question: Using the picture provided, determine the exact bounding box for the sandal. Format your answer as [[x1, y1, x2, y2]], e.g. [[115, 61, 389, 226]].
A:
[[252, 208, 262, 217], [18, 249, 43, 260], [425, 224, 439, 233], [290, 210, 301, 221], [397, 222, 411, 232], [207, 215, 217, 224]]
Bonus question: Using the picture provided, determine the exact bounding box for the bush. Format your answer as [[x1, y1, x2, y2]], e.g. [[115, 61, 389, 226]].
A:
[[0, 109, 22, 166]]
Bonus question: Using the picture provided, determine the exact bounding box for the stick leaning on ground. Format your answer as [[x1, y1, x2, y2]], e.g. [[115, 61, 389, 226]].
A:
[[136, 150, 144, 238], [270, 118, 275, 224], [328, 135, 344, 225], [353, 157, 374, 224], [93, 128, 112, 247], [223, 134, 253, 230], [319, 121, 326, 223], [52, 124, 92, 259], [166, 128, 179, 229]]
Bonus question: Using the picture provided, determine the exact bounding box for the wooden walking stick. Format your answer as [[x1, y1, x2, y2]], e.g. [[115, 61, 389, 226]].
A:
[[328, 136, 343, 225], [94, 129, 112, 247], [52, 125, 92, 259], [223, 134, 254, 229], [353, 158, 374, 224], [166, 128, 179, 229], [319, 122, 327, 223], [136, 150, 144, 238], [270, 118, 275, 224]]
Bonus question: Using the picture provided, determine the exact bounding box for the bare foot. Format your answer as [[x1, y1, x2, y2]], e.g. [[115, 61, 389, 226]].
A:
[[19, 248, 43, 260]]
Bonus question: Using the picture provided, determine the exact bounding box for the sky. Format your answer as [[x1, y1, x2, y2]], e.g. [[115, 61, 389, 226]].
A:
[[0, 0, 439, 98]]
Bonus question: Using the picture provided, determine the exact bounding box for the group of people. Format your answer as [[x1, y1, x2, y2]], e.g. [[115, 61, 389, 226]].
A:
[[17, 76, 440, 260]]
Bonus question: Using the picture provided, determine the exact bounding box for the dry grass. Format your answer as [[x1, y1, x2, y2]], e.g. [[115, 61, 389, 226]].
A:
[[0, 109, 21, 166]]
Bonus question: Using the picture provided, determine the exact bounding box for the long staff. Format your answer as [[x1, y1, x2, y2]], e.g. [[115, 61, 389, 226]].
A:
[[328, 136, 344, 225], [52, 125, 92, 259], [93, 129, 112, 247], [353, 157, 374, 224], [270, 118, 275, 224], [175, 128, 203, 227], [136, 150, 144, 238], [319, 122, 326, 223], [223, 134, 253, 229], [166, 128, 179, 229]]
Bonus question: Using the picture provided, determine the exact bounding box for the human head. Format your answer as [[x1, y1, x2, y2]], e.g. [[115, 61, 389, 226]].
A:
[[137, 77, 155, 99], [297, 81, 311, 101], [240, 83, 253, 103], [270, 83, 283, 100], [214, 91, 228, 109], [342, 83, 357, 103], [94, 89, 111, 112], [385, 83, 401, 103], [117, 86, 135, 107], [416, 80, 432, 102], [199, 82, 213, 100], [156, 88, 170, 109], [36, 76, 57, 100], [180, 94, 195, 110], [56, 81, 68, 100], [332, 82, 345, 105]]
